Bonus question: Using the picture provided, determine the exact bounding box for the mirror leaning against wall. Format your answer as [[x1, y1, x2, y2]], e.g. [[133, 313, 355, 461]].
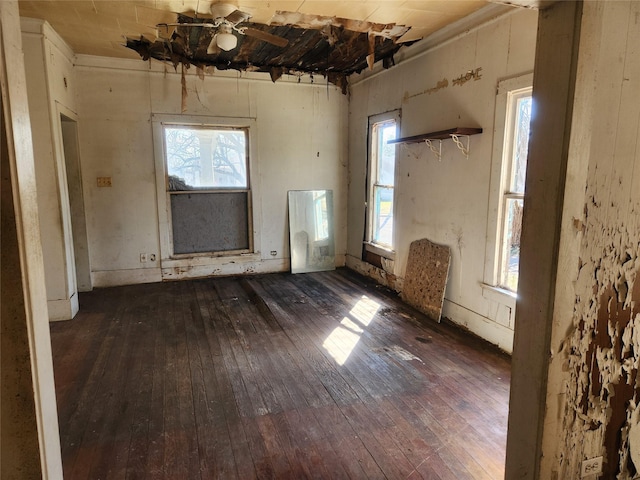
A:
[[288, 190, 335, 274]]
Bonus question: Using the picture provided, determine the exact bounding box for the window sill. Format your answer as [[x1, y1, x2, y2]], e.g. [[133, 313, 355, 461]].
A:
[[364, 242, 395, 260], [481, 283, 517, 308]]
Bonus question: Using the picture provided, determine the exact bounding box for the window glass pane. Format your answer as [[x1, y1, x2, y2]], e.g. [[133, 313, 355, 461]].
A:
[[165, 127, 247, 189], [501, 198, 524, 291], [377, 122, 397, 185], [511, 96, 532, 193], [373, 186, 393, 247]]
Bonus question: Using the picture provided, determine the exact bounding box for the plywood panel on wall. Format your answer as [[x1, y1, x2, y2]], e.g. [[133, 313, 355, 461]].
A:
[[401, 238, 451, 322]]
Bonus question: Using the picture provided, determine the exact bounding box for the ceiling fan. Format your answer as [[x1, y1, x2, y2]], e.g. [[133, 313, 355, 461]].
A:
[[157, 3, 289, 53]]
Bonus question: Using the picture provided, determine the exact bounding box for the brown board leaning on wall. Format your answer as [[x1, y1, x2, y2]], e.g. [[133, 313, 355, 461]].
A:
[[401, 238, 451, 322]]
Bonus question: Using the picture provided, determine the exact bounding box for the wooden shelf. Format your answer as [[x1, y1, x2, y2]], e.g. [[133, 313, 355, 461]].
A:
[[388, 127, 482, 145]]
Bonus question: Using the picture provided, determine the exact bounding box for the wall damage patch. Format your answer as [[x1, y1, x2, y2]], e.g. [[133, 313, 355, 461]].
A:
[[402, 66, 483, 102], [559, 206, 640, 478], [452, 67, 483, 86], [404, 78, 449, 101]]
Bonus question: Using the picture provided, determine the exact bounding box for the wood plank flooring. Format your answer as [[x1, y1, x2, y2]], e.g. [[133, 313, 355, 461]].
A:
[[50, 269, 511, 479]]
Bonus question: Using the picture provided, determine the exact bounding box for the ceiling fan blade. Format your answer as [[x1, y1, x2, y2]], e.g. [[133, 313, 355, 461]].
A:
[[242, 27, 289, 48], [158, 22, 217, 28], [225, 9, 251, 25]]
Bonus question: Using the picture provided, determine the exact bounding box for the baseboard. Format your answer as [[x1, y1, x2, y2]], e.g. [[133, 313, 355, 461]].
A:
[[92, 267, 163, 288], [47, 292, 78, 321], [161, 258, 290, 281], [91, 256, 345, 286], [442, 299, 514, 353], [345, 254, 402, 291]]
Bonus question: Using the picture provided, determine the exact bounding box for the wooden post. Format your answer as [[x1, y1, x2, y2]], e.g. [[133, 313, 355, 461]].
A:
[[505, 1, 583, 478], [0, 1, 63, 478]]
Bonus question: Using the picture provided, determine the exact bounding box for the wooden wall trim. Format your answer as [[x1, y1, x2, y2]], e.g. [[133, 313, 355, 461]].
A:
[[505, 1, 583, 478]]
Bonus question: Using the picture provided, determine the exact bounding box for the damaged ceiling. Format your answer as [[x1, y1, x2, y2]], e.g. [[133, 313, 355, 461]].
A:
[[126, 11, 411, 93], [18, 1, 489, 53], [18, 1, 491, 91]]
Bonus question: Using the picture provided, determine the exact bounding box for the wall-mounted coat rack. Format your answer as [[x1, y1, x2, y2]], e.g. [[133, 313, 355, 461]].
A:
[[388, 127, 482, 161]]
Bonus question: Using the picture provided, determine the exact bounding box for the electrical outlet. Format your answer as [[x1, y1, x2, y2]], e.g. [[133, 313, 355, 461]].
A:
[[270, 250, 277, 256], [97, 176, 112, 187], [149, 254, 156, 262], [581, 456, 603, 477], [140, 253, 148, 263]]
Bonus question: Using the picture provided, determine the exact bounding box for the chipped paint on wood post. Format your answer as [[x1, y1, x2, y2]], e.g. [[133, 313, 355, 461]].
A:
[[558, 219, 640, 478], [542, 1, 640, 478]]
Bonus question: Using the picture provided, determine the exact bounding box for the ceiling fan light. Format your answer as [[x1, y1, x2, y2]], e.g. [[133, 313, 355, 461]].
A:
[[216, 31, 237, 51]]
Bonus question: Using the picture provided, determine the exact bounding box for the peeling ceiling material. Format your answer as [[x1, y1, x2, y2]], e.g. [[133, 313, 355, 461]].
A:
[[269, 11, 410, 40], [126, 12, 410, 93]]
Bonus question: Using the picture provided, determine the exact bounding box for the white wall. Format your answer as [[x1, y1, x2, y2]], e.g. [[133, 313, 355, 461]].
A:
[[21, 18, 80, 321], [75, 57, 348, 287], [347, 8, 538, 352]]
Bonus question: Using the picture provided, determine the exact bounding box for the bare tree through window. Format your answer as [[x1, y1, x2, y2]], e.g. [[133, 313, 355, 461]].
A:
[[165, 127, 247, 190]]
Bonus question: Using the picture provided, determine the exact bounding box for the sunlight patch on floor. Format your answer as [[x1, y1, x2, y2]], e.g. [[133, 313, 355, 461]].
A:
[[323, 295, 380, 365]]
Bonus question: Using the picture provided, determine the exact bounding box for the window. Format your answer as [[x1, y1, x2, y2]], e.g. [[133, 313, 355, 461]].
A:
[[483, 74, 533, 297], [163, 125, 251, 255], [499, 91, 532, 291], [165, 127, 247, 189], [366, 111, 399, 252]]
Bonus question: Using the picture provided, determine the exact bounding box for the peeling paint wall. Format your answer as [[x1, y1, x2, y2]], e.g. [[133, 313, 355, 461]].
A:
[[542, 1, 640, 478], [347, 8, 538, 352]]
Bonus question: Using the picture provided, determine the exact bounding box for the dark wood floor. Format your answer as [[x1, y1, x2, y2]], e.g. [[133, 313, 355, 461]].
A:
[[50, 269, 510, 479]]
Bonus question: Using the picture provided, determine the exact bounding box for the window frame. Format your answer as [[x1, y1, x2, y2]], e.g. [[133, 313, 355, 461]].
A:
[[498, 90, 531, 291], [152, 114, 261, 266], [365, 110, 400, 258], [483, 73, 533, 302], [163, 124, 251, 256]]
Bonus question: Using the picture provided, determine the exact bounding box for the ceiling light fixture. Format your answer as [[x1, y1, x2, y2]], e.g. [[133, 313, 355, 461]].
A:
[[210, 23, 237, 52]]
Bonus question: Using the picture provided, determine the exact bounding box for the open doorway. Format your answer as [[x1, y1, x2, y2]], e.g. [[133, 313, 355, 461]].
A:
[[60, 114, 91, 292]]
